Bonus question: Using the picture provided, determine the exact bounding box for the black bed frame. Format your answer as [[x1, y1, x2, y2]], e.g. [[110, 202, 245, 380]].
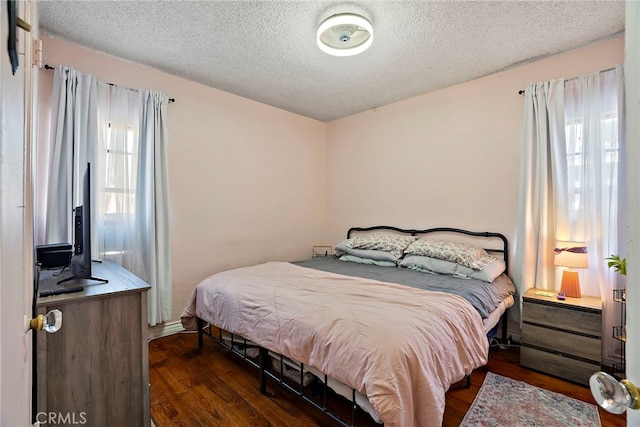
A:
[[196, 226, 511, 427], [347, 226, 510, 342]]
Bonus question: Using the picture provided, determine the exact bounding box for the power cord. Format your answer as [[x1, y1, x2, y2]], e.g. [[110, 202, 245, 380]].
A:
[[51, 265, 68, 276], [490, 337, 520, 350]]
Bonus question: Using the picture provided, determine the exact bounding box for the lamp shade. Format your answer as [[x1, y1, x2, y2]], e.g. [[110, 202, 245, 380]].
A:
[[554, 241, 588, 268], [555, 241, 588, 298]]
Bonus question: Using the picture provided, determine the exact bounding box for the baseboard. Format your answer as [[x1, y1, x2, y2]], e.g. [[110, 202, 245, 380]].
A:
[[148, 320, 185, 340]]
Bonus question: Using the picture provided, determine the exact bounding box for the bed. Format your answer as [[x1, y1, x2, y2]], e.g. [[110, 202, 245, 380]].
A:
[[181, 226, 516, 427]]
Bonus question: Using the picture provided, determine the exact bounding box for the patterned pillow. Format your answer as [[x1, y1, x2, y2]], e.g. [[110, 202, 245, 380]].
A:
[[403, 238, 496, 270], [346, 233, 418, 259]]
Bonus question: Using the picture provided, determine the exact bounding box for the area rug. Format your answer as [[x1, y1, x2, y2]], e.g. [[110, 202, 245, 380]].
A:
[[460, 372, 601, 427]]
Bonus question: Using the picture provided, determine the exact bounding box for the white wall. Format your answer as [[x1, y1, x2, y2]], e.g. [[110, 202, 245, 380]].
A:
[[325, 37, 625, 252], [37, 36, 327, 322]]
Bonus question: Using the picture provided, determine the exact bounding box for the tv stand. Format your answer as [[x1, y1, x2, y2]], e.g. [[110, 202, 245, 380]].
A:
[[37, 261, 151, 425]]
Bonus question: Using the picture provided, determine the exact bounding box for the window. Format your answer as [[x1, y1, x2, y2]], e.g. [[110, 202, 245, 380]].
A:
[[104, 122, 138, 214], [100, 121, 139, 257], [564, 118, 583, 214], [564, 111, 619, 228]]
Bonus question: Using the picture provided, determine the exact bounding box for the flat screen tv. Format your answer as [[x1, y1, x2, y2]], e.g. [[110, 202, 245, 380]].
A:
[[57, 163, 108, 285]]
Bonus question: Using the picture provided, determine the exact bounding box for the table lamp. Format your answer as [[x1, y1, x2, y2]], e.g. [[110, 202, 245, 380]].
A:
[[554, 241, 588, 298]]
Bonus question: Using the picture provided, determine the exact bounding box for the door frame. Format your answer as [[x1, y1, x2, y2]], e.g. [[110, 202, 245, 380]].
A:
[[625, 1, 640, 424]]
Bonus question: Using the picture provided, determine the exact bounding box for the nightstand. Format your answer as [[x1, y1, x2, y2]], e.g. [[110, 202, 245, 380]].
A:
[[312, 245, 333, 258], [521, 288, 602, 385]]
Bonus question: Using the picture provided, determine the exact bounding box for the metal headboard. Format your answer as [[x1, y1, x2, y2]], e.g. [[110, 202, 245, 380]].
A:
[[346, 226, 509, 276]]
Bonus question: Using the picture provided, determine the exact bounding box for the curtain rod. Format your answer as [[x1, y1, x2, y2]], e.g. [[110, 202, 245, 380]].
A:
[[43, 64, 175, 103], [517, 66, 618, 95]]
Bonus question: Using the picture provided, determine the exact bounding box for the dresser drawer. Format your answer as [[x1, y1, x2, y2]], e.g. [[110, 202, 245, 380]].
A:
[[522, 323, 601, 362], [521, 346, 600, 385], [522, 300, 601, 337]]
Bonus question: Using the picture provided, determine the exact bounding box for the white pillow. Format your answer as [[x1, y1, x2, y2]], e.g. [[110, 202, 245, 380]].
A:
[[400, 254, 506, 283], [339, 254, 398, 267]]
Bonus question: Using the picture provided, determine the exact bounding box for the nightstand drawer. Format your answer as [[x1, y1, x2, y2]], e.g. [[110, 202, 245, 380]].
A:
[[522, 323, 601, 362], [521, 346, 599, 385], [522, 301, 601, 337]]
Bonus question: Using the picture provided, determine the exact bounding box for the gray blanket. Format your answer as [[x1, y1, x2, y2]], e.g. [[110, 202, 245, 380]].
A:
[[293, 256, 516, 319]]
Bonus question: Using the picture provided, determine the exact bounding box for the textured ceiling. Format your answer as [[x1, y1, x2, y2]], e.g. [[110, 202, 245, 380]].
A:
[[38, 1, 625, 122]]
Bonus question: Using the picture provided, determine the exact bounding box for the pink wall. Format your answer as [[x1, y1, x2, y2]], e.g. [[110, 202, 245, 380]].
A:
[[37, 36, 327, 323], [325, 36, 625, 249], [37, 35, 624, 325]]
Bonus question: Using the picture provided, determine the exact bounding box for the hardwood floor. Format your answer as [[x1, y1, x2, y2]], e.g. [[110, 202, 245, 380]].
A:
[[149, 332, 625, 426]]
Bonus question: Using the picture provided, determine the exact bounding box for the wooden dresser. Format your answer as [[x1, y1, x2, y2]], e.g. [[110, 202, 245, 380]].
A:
[[521, 288, 602, 385], [36, 261, 151, 426]]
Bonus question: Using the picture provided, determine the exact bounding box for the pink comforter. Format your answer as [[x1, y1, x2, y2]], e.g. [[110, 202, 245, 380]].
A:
[[181, 262, 489, 427]]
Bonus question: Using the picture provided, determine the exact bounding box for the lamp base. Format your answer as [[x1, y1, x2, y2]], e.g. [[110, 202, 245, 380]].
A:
[[560, 269, 582, 298]]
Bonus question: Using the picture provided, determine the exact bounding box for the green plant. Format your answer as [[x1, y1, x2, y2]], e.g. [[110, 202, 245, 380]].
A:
[[605, 254, 627, 276]]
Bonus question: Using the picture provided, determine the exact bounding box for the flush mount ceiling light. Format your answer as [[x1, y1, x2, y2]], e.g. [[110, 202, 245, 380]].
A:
[[317, 13, 373, 57]]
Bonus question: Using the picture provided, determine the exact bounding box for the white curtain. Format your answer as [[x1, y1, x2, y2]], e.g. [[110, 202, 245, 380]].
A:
[[96, 86, 173, 326], [138, 91, 173, 325], [45, 67, 172, 326], [45, 67, 99, 243], [95, 83, 140, 266], [515, 66, 625, 362], [561, 66, 625, 361], [512, 79, 565, 324]]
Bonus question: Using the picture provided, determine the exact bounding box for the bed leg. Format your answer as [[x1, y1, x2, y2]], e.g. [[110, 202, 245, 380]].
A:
[[466, 374, 471, 389], [501, 310, 508, 342], [197, 318, 204, 349], [352, 389, 358, 426], [259, 347, 268, 395]]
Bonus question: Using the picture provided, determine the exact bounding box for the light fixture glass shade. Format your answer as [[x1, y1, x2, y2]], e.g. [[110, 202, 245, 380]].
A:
[[317, 13, 373, 57]]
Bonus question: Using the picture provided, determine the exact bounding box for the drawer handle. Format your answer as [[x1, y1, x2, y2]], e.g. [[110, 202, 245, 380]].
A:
[[590, 371, 640, 413]]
